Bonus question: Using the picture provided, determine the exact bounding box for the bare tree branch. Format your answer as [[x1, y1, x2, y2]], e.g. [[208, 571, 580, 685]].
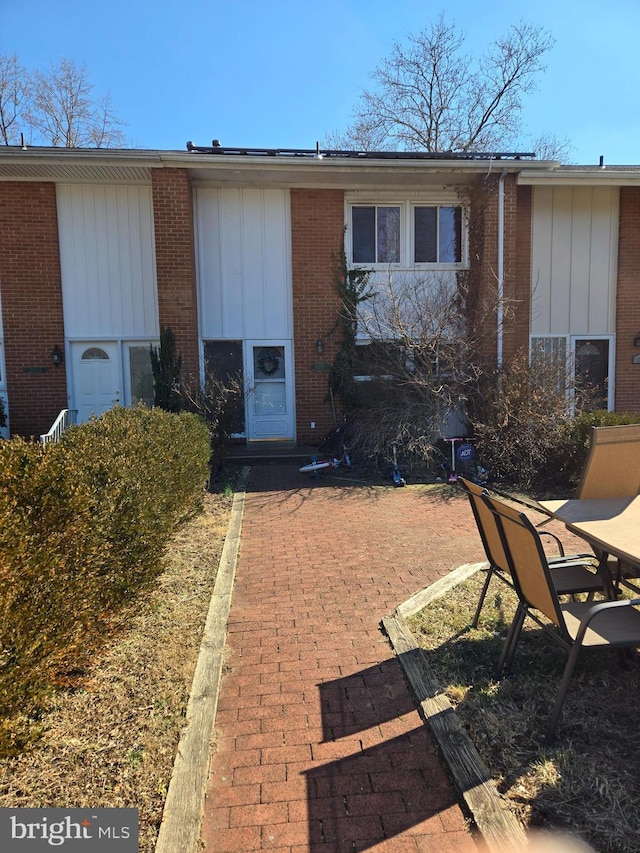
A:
[[330, 15, 556, 155], [25, 57, 126, 148], [0, 52, 30, 145]]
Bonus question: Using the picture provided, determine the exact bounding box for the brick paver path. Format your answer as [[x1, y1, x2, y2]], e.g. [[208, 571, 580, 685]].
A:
[[201, 463, 488, 852]]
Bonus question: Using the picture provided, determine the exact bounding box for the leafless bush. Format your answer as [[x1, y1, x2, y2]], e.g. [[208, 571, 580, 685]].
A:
[[469, 348, 592, 489], [179, 370, 243, 474], [337, 271, 483, 472]]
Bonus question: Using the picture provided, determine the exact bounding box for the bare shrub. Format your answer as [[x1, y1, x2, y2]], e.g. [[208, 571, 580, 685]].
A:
[[333, 270, 482, 473], [469, 348, 581, 489], [179, 369, 244, 474]]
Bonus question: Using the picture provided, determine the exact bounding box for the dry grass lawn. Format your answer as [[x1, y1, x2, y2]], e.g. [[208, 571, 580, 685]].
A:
[[0, 489, 233, 853], [408, 570, 640, 853]]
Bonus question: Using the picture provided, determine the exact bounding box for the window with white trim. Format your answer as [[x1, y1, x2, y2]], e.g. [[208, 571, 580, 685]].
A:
[[350, 202, 465, 267], [352, 206, 401, 264], [531, 335, 614, 411]]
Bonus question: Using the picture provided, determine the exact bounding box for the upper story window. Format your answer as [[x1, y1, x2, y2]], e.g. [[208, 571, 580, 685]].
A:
[[349, 201, 466, 268], [414, 206, 462, 263], [352, 206, 401, 264]]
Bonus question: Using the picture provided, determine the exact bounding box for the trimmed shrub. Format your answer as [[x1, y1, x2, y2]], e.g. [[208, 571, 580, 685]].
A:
[[0, 406, 210, 753]]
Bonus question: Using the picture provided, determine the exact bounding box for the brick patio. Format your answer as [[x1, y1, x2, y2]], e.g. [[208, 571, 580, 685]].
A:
[[200, 463, 491, 852]]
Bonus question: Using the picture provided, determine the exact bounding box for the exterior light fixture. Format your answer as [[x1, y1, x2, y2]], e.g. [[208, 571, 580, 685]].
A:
[[634, 333, 640, 348], [316, 338, 324, 355], [51, 345, 64, 367]]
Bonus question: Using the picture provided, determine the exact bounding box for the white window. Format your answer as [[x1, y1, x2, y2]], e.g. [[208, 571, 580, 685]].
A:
[[531, 335, 614, 410], [350, 202, 465, 268], [413, 206, 463, 263], [352, 206, 401, 264]]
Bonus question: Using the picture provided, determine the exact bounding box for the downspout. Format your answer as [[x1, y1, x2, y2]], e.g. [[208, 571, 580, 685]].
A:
[[497, 168, 508, 370]]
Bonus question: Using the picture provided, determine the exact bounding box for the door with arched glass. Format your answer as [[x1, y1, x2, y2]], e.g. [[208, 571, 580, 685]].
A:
[[71, 342, 121, 422]]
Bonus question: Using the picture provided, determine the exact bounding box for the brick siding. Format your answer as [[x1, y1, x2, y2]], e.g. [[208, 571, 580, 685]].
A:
[[510, 182, 533, 360], [468, 174, 530, 368], [0, 182, 67, 438], [615, 187, 640, 413], [151, 168, 199, 381], [290, 188, 345, 443]]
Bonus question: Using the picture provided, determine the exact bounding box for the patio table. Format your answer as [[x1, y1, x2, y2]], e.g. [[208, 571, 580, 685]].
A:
[[539, 495, 640, 592]]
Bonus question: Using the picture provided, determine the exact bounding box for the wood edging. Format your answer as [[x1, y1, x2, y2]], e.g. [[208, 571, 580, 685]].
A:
[[382, 562, 528, 853], [155, 466, 250, 853]]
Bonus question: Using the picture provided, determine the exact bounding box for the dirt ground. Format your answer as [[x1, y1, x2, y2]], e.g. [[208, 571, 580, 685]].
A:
[[0, 490, 233, 853]]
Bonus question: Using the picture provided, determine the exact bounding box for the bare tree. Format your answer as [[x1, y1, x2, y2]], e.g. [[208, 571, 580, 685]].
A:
[[0, 52, 30, 145], [328, 16, 560, 156], [26, 57, 126, 148]]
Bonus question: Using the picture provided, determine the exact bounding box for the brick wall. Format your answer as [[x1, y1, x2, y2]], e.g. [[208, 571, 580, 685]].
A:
[[615, 187, 640, 413], [508, 182, 532, 360], [468, 173, 529, 368], [291, 188, 345, 444], [151, 168, 199, 381], [0, 182, 67, 438]]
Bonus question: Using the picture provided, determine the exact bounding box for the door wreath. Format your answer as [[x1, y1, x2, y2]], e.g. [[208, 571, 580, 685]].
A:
[[257, 348, 280, 376]]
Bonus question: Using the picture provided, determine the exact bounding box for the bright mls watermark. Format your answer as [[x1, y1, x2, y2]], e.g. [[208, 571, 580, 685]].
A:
[[0, 808, 138, 850]]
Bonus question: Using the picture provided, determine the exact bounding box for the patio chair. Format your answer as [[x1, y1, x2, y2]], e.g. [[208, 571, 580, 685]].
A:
[[458, 478, 609, 629], [577, 423, 640, 500], [576, 423, 640, 585], [482, 492, 640, 741]]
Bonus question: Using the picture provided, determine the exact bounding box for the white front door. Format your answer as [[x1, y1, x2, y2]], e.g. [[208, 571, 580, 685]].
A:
[[71, 342, 121, 423], [245, 341, 294, 440]]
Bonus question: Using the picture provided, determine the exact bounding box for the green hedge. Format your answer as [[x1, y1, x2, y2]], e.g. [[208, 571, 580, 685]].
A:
[[0, 406, 211, 752]]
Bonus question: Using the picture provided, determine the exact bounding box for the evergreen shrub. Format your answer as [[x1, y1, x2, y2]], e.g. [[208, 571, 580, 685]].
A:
[[0, 405, 210, 752]]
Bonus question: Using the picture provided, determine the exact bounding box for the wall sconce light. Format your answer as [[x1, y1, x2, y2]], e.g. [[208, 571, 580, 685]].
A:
[[316, 338, 324, 355], [51, 345, 64, 367], [634, 333, 640, 348]]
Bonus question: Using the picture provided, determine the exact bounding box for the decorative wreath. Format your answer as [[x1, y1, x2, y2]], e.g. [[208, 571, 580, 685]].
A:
[[257, 348, 280, 376]]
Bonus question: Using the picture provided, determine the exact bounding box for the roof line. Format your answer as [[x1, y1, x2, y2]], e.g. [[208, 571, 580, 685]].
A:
[[185, 141, 537, 161]]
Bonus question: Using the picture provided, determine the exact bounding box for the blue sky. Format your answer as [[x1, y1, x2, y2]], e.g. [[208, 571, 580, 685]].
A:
[[3, 0, 640, 164]]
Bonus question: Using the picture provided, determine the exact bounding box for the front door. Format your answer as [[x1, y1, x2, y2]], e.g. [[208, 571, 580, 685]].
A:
[[71, 342, 121, 423], [245, 341, 294, 441]]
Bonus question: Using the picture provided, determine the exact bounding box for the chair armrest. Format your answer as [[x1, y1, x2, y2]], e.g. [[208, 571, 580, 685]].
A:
[[574, 597, 640, 644], [539, 530, 566, 556]]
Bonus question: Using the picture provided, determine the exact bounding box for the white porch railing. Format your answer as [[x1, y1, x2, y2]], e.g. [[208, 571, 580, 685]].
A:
[[40, 409, 77, 444]]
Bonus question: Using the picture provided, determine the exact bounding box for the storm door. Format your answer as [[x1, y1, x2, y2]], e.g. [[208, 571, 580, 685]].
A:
[[245, 341, 294, 440]]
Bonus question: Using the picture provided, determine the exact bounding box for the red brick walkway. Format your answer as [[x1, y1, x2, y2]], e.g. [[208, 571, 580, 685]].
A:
[[201, 464, 488, 852]]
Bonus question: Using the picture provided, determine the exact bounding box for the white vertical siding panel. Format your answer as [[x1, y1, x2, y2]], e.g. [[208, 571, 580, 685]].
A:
[[138, 186, 159, 336], [588, 187, 618, 334], [195, 187, 292, 341], [530, 187, 554, 335], [219, 189, 246, 338], [58, 184, 157, 339], [242, 189, 267, 339], [549, 188, 573, 334], [195, 187, 223, 338], [263, 190, 291, 339], [104, 187, 123, 333], [84, 186, 109, 332], [568, 189, 592, 333], [531, 185, 618, 338], [118, 188, 136, 335]]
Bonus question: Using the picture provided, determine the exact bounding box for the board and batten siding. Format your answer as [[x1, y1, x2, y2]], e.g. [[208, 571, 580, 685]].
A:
[[56, 184, 158, 338], [195, 187, 292, 340], [530, 186, 618, 336]]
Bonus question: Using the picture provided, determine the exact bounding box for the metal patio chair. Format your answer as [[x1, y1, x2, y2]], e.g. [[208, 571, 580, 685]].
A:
[[576, 423, 640, 500], [458, 478, 609, 629], [575, 423, 640, 586], [482, 491, 640, 741]]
